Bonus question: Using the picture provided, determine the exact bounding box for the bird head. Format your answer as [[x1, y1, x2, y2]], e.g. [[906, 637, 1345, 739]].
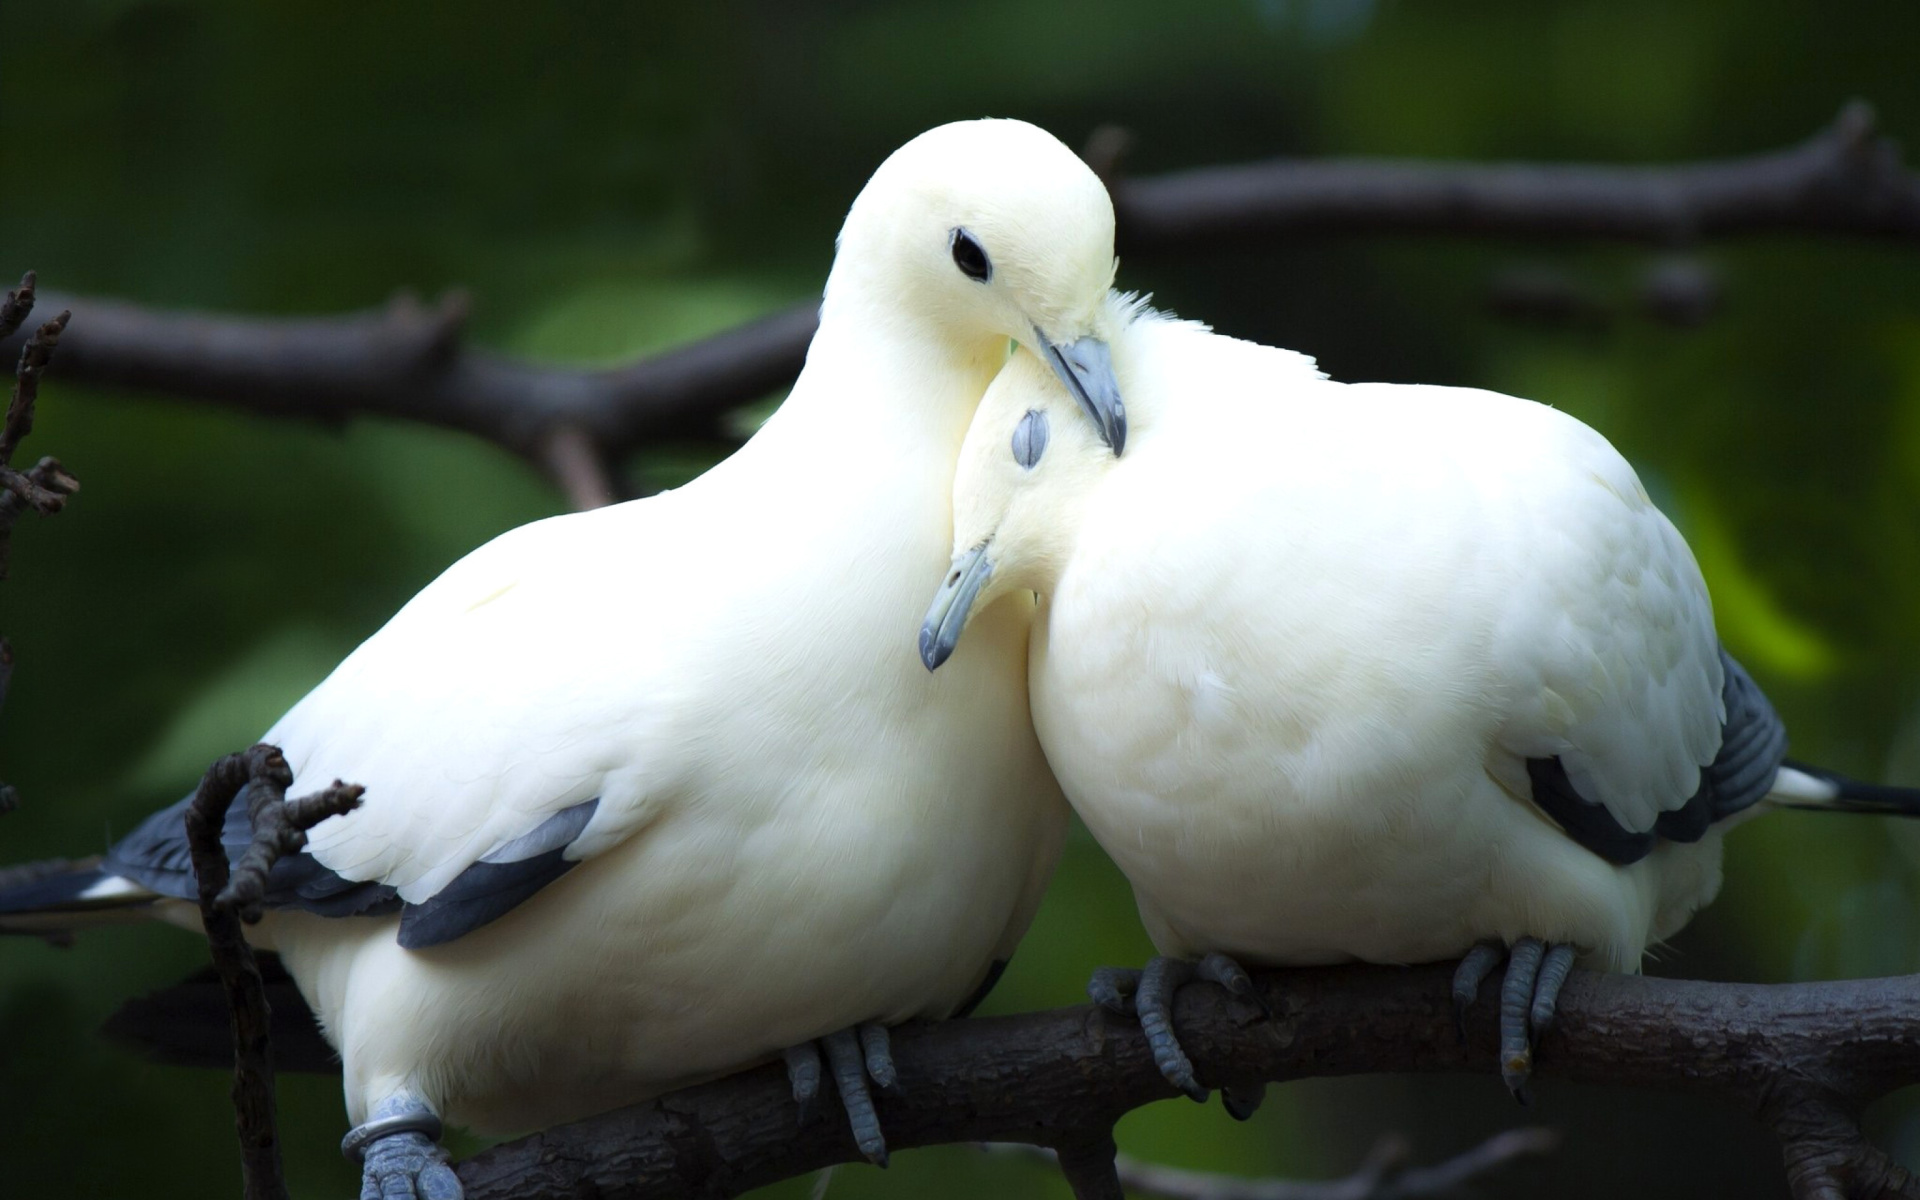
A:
[[920, 333, 1116, 671], [832, 119, 1127, 453]]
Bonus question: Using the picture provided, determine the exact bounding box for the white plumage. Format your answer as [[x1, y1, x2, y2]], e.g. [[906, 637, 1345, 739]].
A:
[[2, 119, 1127, 1187], [926, 298, 1887, 1099]]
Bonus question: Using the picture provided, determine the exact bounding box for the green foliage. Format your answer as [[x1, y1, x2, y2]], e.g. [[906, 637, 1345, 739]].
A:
[[3, 1, 1919, 1196]]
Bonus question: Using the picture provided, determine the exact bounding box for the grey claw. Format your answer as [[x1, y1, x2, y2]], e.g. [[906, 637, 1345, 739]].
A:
[[1196, 952, 1267, 1015], [350, 1094, 461, 1200], [859, 1022, 902, 1097], [1222, 1082, 1266, 1121], [785, 1042, 824, 1127], [1452, 942, 1504, 1045], [418, 1161, 463, 1200], [1136, 956, 1207, 1103], [1499, 938, 1547, 1104], [1088, 965, 1141, 1015], [361, 1133, 462, 1200], [1530, 944, 1578, 1039], [823, 1027, 890, 1166]]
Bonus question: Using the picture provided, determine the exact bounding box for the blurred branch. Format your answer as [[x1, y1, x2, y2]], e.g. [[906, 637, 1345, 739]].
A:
[[3, 105, 1917, 507], [453, 963, 1920, 1200], [1003, 1127, 1560, 1200], [0, 271, 79, 815], [0, 289, 815, 507], [1113, 100, 1920, 249], [183, 743, 363, 1200]]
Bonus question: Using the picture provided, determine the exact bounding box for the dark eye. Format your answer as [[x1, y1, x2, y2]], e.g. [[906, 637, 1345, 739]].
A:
[[950, 228, 992, 283], [1011, 408, 1049, 469]]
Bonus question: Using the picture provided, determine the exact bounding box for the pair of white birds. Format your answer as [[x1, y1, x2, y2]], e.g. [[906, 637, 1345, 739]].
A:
[[3, 119, 1912, 1198]]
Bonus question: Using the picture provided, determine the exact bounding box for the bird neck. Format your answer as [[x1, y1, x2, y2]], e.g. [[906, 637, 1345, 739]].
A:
[[777, 281, 1007, 455]]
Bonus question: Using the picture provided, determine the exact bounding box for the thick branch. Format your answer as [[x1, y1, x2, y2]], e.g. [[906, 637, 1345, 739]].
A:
[[453, 964, 1920, 1200], [0, 105, 1914, 504], [183, 744, 363, 1200], [0, 290, 817, 469]]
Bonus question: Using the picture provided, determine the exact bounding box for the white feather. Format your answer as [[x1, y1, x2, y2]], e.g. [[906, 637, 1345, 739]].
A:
[[945, 306, 1733, 975], [185, 118, 1118, 1134]]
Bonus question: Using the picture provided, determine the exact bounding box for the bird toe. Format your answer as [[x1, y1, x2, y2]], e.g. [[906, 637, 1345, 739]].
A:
[[1135, 956, 1209, 1102], [1087, 965, 1142, 1015], [821, 1025, 894, 1166], [784, 1042, 824, 1126]]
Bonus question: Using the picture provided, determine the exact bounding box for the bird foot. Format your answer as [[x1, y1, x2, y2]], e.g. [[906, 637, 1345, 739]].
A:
[[1088, 952, 1267, 1114], [784, 1022, 901, 1166], [344, 1093, 462, 1200], [1451, 938, 1578, 1106]]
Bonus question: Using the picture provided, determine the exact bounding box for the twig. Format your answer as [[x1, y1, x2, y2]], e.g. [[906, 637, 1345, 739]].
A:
[[0, 640, 14, 814], [0, 273, 78, 813], [1053, 1129, 1126, 1200], [451, 964, 1920, 1200], [538, 423, 620, 510], [1001, 1127, 1558, 1200], [1, 105, 1915, 509], [182, 743, 363, 1200], [0, 272, 38, 342]]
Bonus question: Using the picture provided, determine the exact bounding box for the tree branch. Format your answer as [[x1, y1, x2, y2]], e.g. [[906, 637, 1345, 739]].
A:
[[0, 105, 1913, 504], [1114, 100, 1920, 249], [0, 289, 817, 485], [1003, 1126, 1560, 1200], [0, 271, 78, 814], [451, 964, 1920, 1200], [183, 744, 363, 1200]]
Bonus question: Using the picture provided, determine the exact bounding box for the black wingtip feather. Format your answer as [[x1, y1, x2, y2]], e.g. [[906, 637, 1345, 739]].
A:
[[0, 862, 113, 916]]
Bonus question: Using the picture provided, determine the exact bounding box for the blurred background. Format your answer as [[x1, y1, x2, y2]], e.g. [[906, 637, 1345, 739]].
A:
[[3, 1, 1919, 1196]]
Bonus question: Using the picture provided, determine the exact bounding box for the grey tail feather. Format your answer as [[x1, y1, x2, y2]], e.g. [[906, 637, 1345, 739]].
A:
[[0, 856, 158, 936], [1777, 759, 1920, 817]]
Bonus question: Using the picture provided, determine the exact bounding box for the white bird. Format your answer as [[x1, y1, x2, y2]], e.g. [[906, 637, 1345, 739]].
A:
[[0, 119, 1126, 1196], [920, 296, 1920, 1109]]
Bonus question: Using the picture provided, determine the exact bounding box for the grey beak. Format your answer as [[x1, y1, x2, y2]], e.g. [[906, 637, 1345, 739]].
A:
[[1036, 331, 1125, 456], [920, 542, 994, 672]]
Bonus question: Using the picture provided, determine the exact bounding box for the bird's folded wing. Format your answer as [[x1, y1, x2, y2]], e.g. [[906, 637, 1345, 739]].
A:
[[289, 511, 686, 898], [112, 509, 696, 947], [1487, 409, 1725, 837]]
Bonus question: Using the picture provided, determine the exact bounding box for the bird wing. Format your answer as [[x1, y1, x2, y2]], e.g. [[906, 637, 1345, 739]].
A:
[[267, 502, 698, 946], [1479, 399, 1727, 838]]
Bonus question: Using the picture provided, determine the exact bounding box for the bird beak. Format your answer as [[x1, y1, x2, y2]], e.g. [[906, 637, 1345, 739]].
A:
[[1035, 330, 1125, 456], [920, 541, 995, 672]]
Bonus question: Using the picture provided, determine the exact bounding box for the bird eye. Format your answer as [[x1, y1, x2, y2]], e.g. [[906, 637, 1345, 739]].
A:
[[950, 228, 992, 283], [1011, 408, 1049, 470]]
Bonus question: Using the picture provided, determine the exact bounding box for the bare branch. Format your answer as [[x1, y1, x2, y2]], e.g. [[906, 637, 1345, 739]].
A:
[[0, 272, 37, 342], [0, 854, 100, 898], [0, 290, 817, 492], [183, 743, 364, 1200], [3, 305, 69, 465], [1114, 101, 1920, 250], [538, 424, 620, 510], [450, 964, 1920, 1200], [1002, 1127, 1559, 1200], [1, 105, 1915, 509], [0, 276, 77, 814]]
